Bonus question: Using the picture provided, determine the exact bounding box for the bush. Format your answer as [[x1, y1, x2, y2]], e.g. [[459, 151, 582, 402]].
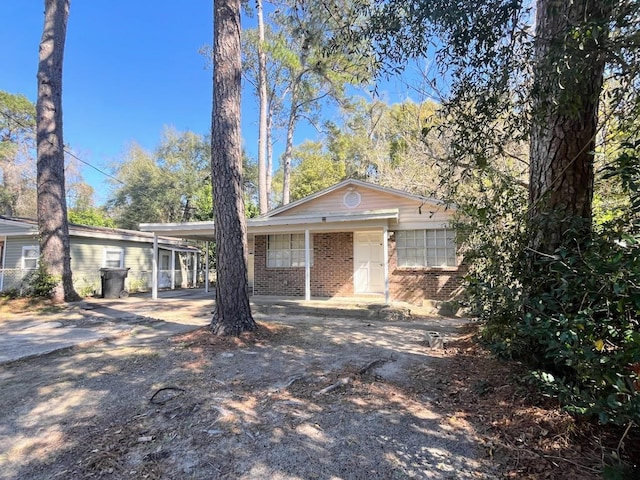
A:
[[21, 261, 59, 298], [466, 218, 640, 425], [519, 223, 640, 424]]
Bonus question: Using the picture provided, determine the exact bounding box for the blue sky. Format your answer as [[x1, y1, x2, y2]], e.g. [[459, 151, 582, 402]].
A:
[[0, 1, 422, 204]]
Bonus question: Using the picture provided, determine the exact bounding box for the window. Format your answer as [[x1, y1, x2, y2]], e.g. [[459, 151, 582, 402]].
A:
[[103, 248, 124, 268], [396, 229, 457, 267], [267, 234, 312, 268], [22, 246, 39, 270]]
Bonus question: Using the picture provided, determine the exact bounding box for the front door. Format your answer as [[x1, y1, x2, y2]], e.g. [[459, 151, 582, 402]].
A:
[[354, 231, 384, 294]]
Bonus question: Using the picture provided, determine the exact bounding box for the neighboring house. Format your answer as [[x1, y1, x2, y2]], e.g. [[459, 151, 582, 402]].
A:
[[0, 216, 201, 296], [141, 179, 464, 305]]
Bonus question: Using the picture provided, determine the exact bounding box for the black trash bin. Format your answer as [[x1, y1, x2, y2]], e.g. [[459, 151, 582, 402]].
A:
[[99, 268, 130, 298]]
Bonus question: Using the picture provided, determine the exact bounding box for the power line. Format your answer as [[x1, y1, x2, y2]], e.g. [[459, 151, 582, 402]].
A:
[[0, 109, 124, 186]]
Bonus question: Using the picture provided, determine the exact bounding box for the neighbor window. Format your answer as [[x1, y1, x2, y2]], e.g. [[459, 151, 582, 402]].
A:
[[267, 234, 312, 268], [22, 246, 39, 270], [396, 229, 457, 267], [103, 248, 124, 268]]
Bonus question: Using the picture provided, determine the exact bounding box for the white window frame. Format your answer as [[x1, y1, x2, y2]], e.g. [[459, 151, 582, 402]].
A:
[[267, 233, 313, 268], [22, 246, 39, 270], [103, 248, 124, 268], [396, 229, 457, 268]]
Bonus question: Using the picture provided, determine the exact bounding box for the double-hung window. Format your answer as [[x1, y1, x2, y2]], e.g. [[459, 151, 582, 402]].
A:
[[22, 246, 39, 270], [396, 229, 457, 267], [103, 248, 124, 268], [267, 234, 312, 268]]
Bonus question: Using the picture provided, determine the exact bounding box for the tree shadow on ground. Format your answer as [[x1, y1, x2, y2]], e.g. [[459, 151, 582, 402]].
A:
[[2, 316, 499, 480]]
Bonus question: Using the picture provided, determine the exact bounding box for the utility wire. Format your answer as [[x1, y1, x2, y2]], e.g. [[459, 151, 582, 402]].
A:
[[0, 110, 125, 186]]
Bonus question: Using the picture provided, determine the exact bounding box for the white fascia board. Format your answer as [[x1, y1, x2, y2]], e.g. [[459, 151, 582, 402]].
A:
[[248, 209, 399, 229], [2, 230, 38, 237], [139, 221, 215, 240], [69, 229, 156, 243], [139, 221, 215, 232], [249, 220, 393, 235], [70, 229, 189, 247], [0, 219, 38, 236], [392, 220, 453, 230], [158, 245, 201, 253]]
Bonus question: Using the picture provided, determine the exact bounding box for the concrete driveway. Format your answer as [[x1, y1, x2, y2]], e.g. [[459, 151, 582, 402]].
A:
[[0, 288, 465, 365], [0, 289, 215, 364]]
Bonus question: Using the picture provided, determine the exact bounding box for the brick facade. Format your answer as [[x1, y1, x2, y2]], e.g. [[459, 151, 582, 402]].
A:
[[253, 232, 464, 304], [253, 233, 353, 297], [387, 237, 465, 304]]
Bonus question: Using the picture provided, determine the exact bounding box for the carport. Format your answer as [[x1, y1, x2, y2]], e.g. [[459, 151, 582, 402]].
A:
[[139, 221, 215, 300]]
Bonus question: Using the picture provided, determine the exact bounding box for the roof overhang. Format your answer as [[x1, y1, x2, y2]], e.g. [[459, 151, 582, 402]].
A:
[[139, 209, 400, 240], [139, 221, 215, 241], [248, 208, 398, 234]]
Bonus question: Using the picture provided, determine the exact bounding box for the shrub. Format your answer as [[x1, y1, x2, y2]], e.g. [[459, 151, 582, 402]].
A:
[[466, 217, 640, 425], [21, 261, 59, 298], [520, 223, 640, 424]]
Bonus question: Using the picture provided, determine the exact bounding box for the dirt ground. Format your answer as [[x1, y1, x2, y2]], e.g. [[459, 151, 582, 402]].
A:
[[0, 310, 638, 480]]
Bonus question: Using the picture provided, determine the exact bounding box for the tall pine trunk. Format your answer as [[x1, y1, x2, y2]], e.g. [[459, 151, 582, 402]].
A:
[[36, 0, 79, 302], [256, 0, 269, 214], [528, 0, 610, 255], [210, 0, 257, 335], [281, 82, 300, 206]]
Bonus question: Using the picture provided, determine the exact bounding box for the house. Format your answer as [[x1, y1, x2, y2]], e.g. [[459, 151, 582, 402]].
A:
[[0, 216, 201, 296], [140, 179, 464, 305]]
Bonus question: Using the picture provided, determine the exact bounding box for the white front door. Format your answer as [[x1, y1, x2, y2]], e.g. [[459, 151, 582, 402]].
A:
[[354, 231, 385, 294]]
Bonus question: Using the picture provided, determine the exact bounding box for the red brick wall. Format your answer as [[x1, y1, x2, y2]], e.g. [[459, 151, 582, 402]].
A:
[[254, 235, 305, 296], [253, 232, 464, 304], [253, 233, 353, 297], [310, 232, 353, 297], [388, 236, 465, 303]]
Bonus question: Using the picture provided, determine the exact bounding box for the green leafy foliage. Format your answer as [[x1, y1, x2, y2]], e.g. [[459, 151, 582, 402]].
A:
[[521, 222, 640, 425], [0, 90, 37, 217], [21, 261, 59, 298], [453, 169, 529, 349], [68, 208, 116, 228], [289, 141, 346, 201], [466, 206, 640, 425], [459, 133, 640, 426]]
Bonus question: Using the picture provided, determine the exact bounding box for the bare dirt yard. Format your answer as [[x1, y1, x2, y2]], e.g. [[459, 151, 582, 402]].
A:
[[0, 307, 637, 479]]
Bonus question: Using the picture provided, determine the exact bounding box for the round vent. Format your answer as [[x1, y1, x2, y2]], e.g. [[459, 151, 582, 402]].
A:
[[343, 190, 361, 209]]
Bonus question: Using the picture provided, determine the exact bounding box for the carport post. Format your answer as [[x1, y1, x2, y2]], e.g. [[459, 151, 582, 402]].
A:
[[152, 234, 158, 300], [205, 241, 210, 293], [383, 225, 390, 304], [193, 252, 197, 287], [170, 250, 176, 289], [305, 229, 311, 301]]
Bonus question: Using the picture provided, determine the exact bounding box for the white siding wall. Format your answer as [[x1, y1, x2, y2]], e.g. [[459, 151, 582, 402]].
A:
[[3, 235, 39, 269], [1, 235, 39, 291], [71, 237, 155, 295], [277, 185, 453, 228]]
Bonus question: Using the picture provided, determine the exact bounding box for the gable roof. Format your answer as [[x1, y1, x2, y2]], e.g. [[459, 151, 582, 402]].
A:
[[259, 178, 450, 218]]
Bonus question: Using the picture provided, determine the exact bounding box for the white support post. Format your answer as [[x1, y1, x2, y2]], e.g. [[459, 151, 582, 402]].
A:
[[205, 241, 210, 293], [152, 234, 158, 300], [0, 237, 7, 292], [171, 250, 176, 290], [304, 229, 311, 301], [383, 226, 390, 305], [192, 252, 197, 287], [0, 236, 6, 292]]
